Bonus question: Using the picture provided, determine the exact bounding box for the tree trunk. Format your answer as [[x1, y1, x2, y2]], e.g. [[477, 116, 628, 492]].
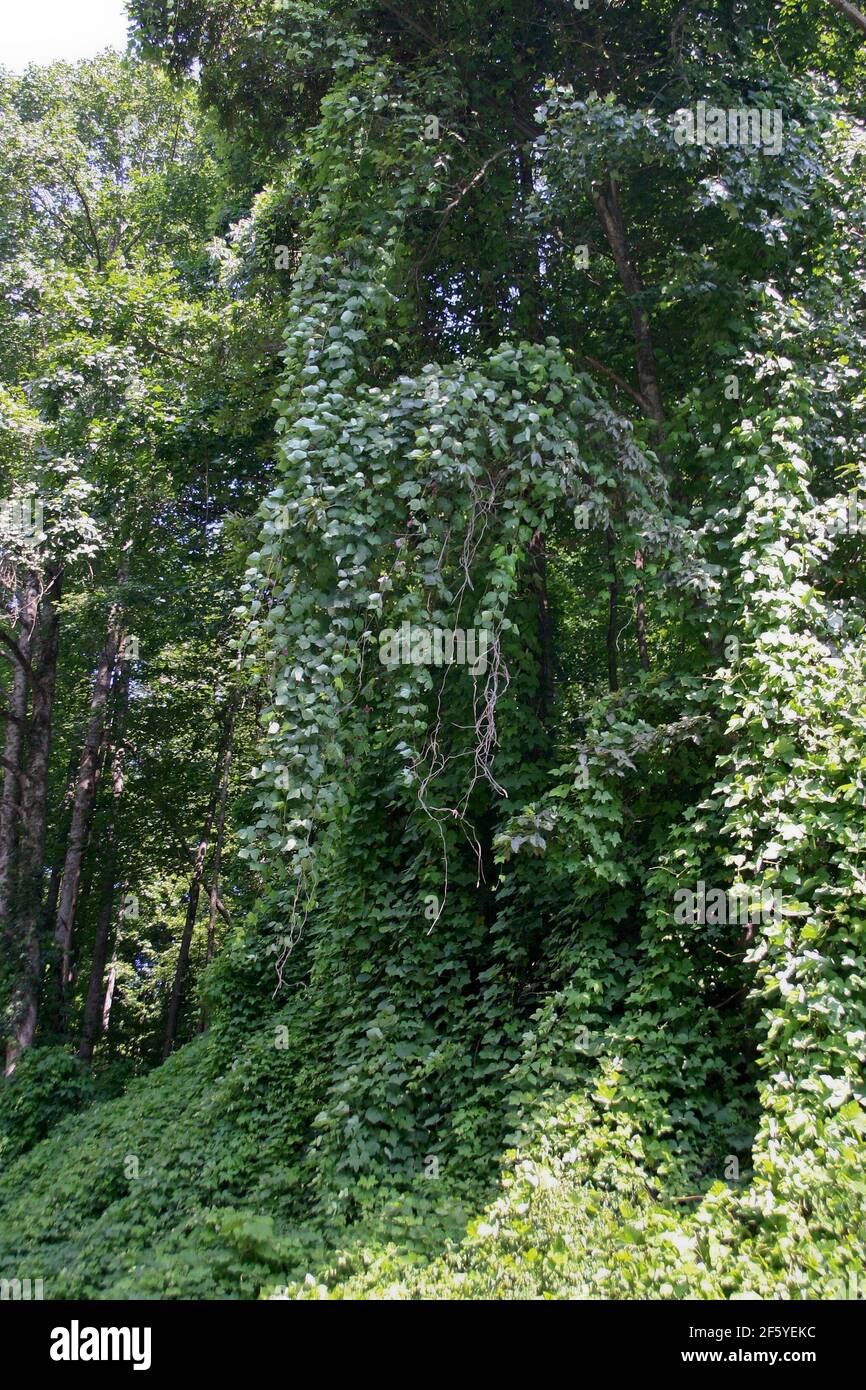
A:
[[530, 539, 555, 735], [827, 0, 866, 36], [0, 575, 37, 930], [198, 708, 235, 1032], [101, 935, 119, 1040], [53, 593, 123, 1003], [162, 697, 236, 1059], [57, 737, 109, 1024], [634, 546, 650, 674], [606, 526, 619, 694], [592, 176, 663, 673], [591, 176, 664, 426], [205, 715, 233, 970], [79, 667, 129, 1062], [41, 727, 85, 941], [5, 574, 61, 1074]]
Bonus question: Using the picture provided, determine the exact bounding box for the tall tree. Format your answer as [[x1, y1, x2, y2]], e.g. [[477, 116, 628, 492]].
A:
[[5, 574, 60, 1072], [79, 664, 129, 1062], [0, 576, 37, 927], [53, 580, 124, 1009]]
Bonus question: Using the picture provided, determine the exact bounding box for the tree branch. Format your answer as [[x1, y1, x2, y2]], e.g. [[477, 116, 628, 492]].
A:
[[0, 756, 30, 785], [59, 164, 105, 271], [827, 0, 866, 36], [581, 354, 653, 414], [0, 630, 34, 683]]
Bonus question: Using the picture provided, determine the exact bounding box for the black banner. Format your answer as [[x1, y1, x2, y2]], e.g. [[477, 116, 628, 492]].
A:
[[1, 1295, 856, 1375]]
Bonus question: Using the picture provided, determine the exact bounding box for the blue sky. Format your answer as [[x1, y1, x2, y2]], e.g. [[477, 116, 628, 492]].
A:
[[0, 0, 130, 71]]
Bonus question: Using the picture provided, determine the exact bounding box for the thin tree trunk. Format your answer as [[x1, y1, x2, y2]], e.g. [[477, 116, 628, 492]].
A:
[[592, 175, 663, 672], [79, 667, 129, 1062], [162, 698, 236, 1059], [41, 727, 85, 941], [198, 709, 235, 1032], [5, 574, 61, 1073], [0, 576, 37, 929], [606, 526, 619, 694], [101, 935, 119, 1039], [78, 877, 117, 1062], [57, 737, 109, 1024], [634, 546, 650, 674], [591, 176, 665, 426], [205, 718, 233, 970], [514, 139, 543, 340], [530, 539, 555, 734], [53, 591, 123, 1002]]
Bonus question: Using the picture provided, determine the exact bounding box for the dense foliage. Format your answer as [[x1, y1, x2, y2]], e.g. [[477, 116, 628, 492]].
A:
[[0, 0, 864, 1300]]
